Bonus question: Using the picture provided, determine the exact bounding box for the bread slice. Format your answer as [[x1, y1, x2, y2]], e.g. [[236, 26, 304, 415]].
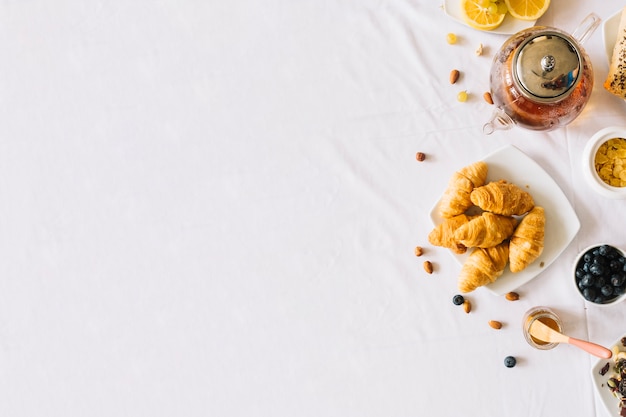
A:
[[604, 7, 626, 98]]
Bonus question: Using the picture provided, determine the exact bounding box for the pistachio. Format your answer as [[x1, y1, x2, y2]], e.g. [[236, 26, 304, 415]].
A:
[[449, 69, 460, 84]]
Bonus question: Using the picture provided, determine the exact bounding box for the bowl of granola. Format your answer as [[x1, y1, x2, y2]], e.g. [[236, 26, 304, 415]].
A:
[[582, 127, 626, 199]]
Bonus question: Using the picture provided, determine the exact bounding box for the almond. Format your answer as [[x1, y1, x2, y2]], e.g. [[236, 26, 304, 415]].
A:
[[449, 69, 460, 84], [463, 299, 471, 314], [414, 246, 423, 257], [488, 320, 502, 330], [505, 292, 519, 301], [483, 91, 494, 105], [423, 260, 433, 274]]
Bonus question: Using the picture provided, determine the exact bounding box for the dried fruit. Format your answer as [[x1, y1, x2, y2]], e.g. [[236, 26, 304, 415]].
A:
[[423, 260, 433, 274], [475, 43, 483, 56], [488, 320, 502, 329], [449, 69, 460, 84], [463, 299, 471, 313], [505, 292, 519, 301], [416, 152, 426, 162], [483, 91, 494, 104], [414, 246, 423, 257]]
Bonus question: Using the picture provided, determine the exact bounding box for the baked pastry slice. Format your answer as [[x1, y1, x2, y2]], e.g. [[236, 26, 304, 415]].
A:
[[604, 7, 626, 99], [509, 206, 545, 273], [457, 242, 509, 293], [438, 161, 488, 218]]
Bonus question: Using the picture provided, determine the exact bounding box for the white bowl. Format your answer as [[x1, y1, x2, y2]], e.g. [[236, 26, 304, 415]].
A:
[[573, 244, 626, 307], [582, 127, 626, 199]]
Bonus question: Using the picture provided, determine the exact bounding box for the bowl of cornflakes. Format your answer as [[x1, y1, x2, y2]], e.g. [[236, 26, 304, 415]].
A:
[[582, 127, 626, 199]]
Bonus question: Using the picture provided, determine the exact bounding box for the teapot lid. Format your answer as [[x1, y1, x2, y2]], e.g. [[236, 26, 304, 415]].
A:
[[513, 31, 582, 102]]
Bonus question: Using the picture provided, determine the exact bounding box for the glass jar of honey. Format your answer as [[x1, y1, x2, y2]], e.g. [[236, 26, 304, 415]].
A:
[[522, 306, 563, 350]]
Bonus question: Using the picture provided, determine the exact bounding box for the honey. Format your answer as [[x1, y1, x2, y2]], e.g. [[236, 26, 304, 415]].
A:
[[522, 307, 563, 350]]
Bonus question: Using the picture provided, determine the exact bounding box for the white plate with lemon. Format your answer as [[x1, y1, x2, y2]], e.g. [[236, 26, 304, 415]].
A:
[[443, 0, 549, 35]]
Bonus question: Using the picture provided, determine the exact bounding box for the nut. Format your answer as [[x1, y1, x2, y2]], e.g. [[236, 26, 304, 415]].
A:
[[416, 152, 426, 162], [488, 320, 502, 329], [463, 299, 471, 314], [449, 69, 460, 84], [483, 92, 494, 105], [414, 246, 423, 257], [475, 43, 483, 56], [423, 260, 433, 274], [505, 292, 519, 301]]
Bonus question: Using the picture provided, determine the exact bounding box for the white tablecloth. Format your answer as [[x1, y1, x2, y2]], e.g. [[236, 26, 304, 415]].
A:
[[2, 1, 626, 416]]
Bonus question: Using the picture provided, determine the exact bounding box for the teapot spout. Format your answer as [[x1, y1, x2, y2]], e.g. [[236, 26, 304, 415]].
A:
[[483, 107, 515, 135]]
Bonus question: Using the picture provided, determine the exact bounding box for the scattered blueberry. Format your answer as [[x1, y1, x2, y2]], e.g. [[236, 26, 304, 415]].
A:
[[452, 294, 465, 306], [504, 356, 516, 368]]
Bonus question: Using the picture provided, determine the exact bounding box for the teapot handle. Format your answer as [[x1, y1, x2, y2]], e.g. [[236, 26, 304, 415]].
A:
[[571, 13, 602, 45]]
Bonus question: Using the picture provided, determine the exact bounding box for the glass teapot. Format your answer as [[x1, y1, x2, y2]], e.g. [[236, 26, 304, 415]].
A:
[[483, 13, 601, 135]]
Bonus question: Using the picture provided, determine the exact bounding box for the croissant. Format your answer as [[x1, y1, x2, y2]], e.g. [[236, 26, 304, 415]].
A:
[[470, 180, 534, 216], [509, 206, 545, 273], [438, 161, 488, 218], [454, 212, 517, 248], [428, 214, 475, 254], [458, 242, 509, 293]]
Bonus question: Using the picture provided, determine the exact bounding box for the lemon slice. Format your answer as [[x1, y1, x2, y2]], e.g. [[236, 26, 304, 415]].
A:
[[504, 0, 550, 21], [461, 0, 506, 31]]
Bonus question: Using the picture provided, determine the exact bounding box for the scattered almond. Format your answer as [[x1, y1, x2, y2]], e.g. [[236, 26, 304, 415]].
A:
[[488, 320, 502, 329], [414, 246, 423, 257], [463, 299, 471, 314], [505, 292, 519, 301], [423, 260, 433, 274], [483, 91, 494, 105], [449, 69, 460, 84], [416, 152, 426, 162]]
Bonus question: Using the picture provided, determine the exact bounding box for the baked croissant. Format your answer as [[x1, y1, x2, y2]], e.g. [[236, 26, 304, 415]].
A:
[[509, 206, 545, 273], [438, 161, 488, 218], [470, 180, 534, 216], [428, 214, 475, 254], [458, 242, 509, 293], [454, 212, 517, 248]]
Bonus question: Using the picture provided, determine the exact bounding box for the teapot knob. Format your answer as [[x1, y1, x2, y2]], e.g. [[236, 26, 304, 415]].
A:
[[541, 55, 556, 72]]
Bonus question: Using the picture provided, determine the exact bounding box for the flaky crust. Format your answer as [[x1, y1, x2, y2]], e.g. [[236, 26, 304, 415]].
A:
[[454, 212, 517, 248], [438, 161, 488, 218], [428, 214, 474, 254], [458, 242, 509, 293], [509, 206, 545, 273], [470, 180, 534, 216]]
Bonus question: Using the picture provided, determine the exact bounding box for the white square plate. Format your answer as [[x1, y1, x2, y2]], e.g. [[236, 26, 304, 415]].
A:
[[591, 335, 625, 417], [429, 145, 580, 296], [603, 8, 622, 63]]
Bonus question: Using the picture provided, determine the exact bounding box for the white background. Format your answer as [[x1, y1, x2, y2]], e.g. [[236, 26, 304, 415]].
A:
[[1, 1, 625, 416]]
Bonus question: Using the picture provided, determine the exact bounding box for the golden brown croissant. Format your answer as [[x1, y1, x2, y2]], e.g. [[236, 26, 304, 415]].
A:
[[454, 212, 517, 248], [509, 206, 545, 273], [428, 214, 475, 254], [438, 161, 488, 218], [458, 242, 509, 293], [470, 180, 534, 216]]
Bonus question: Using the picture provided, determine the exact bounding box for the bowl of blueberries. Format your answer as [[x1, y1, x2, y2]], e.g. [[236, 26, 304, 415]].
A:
[[574, 244, 626, 306]]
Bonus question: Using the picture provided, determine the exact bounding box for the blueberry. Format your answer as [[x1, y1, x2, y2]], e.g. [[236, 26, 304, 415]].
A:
[[583, 252, 593, 263], [601, 285, 614, 297], [594, 255, 607, 266], [610, 260, 622, 272], [594, 276, 607, 288], [583, 287, 596, 301], [590, 263, 605, 276], [611, 274, 625, 287], [580, 274, 594, 287], [599, 245, 610, 256], [504, 356, 516, 368], [452, 294, 465, 306]]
